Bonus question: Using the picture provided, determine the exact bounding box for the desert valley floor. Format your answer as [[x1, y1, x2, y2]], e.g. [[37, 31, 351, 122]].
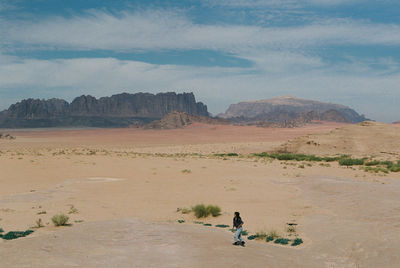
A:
[[1, 122, 400, 267]]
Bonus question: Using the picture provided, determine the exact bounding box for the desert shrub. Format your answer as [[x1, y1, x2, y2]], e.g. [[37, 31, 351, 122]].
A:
[[51, 214, 70, 226], [365, 160, 381, 166], [298, 164, 305, 169], [203, 223, 212, 226], [35, 218, 44, 228], [215, 224, 230, 228], [253, 152, 268, 157], [191, 204, 221, 218], [248, 232, 267, 241], [266, 236, 274, 242], [193, 221, 203, 224], [267, 230, 280, 239], [390, 165, 400, 172], [177, 220, 185, 223], [192, 204, 208, 218], [215, 153, 239, 157], [0, 228, 3, 233], [206, 205, 221, 217], [291, 238, 303, 246], [364, 166, 389, 173], [338, 158, 365, 166], [181, 208, 191, 214], [254, 231, 267, 240], [286, 226, 296, 233], [380, 161, 394, 168], [181, 169, 192, 174], [68, 205, 78, 214], [2, 230, 34, 240], [274, 238, 290, 245]]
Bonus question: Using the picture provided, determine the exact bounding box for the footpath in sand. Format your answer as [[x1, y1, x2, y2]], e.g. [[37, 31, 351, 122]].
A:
[[1, 122, 400, 267]]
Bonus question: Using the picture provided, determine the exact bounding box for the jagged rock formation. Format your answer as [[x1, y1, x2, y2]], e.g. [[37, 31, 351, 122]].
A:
[[0, 92, 208, 128], [219, 96, 367, 125], [142, 111, 228, 129], [0, 133, 15, 140]]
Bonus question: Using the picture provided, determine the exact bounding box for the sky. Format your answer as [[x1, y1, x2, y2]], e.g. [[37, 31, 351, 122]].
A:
[[0, 0, 400, 122]]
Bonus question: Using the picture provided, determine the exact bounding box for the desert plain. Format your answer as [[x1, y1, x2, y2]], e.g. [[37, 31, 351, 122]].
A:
[[1, 122, 400, 267]]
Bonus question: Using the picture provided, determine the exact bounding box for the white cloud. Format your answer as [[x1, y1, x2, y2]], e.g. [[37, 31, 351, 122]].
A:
[[2, 10, 400, 54], [1, 9, 400, 122]]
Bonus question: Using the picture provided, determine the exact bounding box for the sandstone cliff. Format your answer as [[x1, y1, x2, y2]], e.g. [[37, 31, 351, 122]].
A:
[[0, 92, 208, 128]]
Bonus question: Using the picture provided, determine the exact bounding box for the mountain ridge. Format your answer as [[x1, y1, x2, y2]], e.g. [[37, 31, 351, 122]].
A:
[[0, 92, 208, 128]]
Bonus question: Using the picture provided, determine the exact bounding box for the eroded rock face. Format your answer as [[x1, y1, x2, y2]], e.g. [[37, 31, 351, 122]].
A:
[[219, 96, 367, 124], [0, 92, 208, 128], [142, 111, 228, 129]]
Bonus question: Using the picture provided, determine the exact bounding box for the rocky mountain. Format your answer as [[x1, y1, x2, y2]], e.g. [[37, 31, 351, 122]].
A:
[[0, 92, 208, 128], [142, 111, 228, 129], [219, 96, 367, 124]]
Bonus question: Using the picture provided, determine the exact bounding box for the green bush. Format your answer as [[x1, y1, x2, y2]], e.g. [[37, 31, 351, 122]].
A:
[[266, 236, 274, 242], [191, 204, 221, 218], [338, 158, 365, 166], [177, 220, 185, 223], [192, 204, 208, 218], [291, 238, 303, 246], [215, 153, 239, 157], [206, 205, 221, 217], [390, 166, 400, 172], [1, 230, 34, 240], [51, 214, 70, 226], [274, 238, 290, 245], [203, 223, 212, 226], [0, 228, 3, 233], [365, 160, 381, 166], [215, 224, 230, 228]]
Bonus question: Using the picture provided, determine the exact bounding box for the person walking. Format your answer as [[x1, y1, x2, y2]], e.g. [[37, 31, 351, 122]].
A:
[[233, 212, 245, 246]]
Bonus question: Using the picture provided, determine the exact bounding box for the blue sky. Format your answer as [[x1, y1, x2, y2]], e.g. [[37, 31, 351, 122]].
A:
[[1, 0, 400, 122]]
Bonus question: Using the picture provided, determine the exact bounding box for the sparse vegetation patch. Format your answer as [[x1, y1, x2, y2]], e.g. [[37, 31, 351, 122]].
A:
[[274, 238, 290, 245], [291, 238, 303, 246], [51, 214, 70, 226], [1, 230, 34, 240], [191, 204, 221, 218]]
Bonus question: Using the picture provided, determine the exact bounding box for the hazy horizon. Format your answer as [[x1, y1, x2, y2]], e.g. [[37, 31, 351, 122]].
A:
[[1, 0, 400, 122]]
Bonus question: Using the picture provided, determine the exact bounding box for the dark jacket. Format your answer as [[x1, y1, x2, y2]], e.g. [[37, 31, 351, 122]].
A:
[[233, 217, 243, 228]]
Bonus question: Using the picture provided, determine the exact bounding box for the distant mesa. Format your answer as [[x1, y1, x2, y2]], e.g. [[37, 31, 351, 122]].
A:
[[0, 92, 208, 128], [393, 121, 400, 125], [218, 96, 367, 127], [141, 111, 228, 129]]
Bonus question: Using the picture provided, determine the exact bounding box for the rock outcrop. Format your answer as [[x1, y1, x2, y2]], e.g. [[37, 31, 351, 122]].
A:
[[219, 96, 366, 125], [0, 133, 15, 140], [142, 111, 228, 129], [0, 92, 208, 128]]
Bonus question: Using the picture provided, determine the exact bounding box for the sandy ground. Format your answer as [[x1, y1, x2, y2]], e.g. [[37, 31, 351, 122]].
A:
[[280, 121, 400, 159], [1, 122, 400, 267]]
